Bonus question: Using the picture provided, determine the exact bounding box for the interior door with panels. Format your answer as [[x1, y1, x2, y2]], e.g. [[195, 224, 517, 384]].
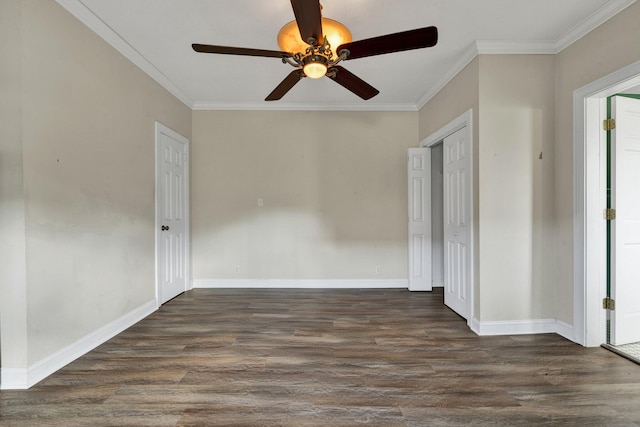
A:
[[156, 123, 189, 305], [443, 127, 468, 318], [408, 148, 432, 291]]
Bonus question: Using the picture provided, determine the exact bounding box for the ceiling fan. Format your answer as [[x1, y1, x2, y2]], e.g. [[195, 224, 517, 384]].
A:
[[192, 0, 438, 101]]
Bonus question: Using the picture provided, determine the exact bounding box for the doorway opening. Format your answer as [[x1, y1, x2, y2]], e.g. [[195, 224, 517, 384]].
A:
[[418, 109, 474, 325], [573, 60, 640, 350], [600, 94, 640, 365], [430, 142, 444, 289]]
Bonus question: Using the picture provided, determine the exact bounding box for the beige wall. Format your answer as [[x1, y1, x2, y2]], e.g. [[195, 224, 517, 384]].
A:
[[478, 55, 556, 321], [555, 2, 640, 324], [192, 110, 417, 280], [418, 55, 556, 323], [1, 0, 192, 368], [419, 2, 640, 326], [0, 0, 29, 370]]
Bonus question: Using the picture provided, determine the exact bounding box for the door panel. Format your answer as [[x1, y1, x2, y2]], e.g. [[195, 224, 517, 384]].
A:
[[443, 127, 468, 318], [408, 148, 431, 291], [156, 124, 189, 305], [611, 96, 640, 345]]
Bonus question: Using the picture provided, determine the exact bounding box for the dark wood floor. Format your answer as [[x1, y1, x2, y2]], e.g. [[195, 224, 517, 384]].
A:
[[2, 288, 640, 426]]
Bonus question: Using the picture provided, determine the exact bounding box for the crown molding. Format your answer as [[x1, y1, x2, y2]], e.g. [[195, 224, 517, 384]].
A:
[[416, 42, 478, 109], [475, 40, 557, 55], [417, 0, 636, 110], [555, 0, 637, 52], [473, 0, 637, 55], [56, 0, 635, 113], [55, 0, 193, 108], [192, 101, 418, 112]]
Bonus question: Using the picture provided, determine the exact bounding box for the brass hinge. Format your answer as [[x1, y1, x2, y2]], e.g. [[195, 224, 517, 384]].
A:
[[604, 208, 616, 220], [603, 119, 616, 131], [603, 297, 616, 310]]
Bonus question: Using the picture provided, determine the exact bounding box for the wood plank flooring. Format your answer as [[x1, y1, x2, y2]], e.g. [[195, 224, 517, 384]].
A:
[[2, 288, 640, 426]]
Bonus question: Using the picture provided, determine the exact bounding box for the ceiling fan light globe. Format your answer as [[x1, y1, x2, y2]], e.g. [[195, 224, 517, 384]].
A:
[[277, 20, 308, 54], [322, 18, 352, 57], [303, 62, 328, 79], [277, 18, 352, 59]]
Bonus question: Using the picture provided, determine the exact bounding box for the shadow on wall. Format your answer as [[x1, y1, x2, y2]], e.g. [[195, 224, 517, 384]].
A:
[[191, 110, 417, 280]]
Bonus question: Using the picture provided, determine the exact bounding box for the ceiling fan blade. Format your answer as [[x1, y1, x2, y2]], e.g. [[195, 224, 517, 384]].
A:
[[266, 70, 305, 101], [192, 43, 291, 59], [327, 66, 379, 100], [290, 0, 323, 45], [337, 26, 438, 60]]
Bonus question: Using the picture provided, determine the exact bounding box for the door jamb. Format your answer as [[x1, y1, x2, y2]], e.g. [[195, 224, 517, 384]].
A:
[[155, 122, 191, 307], [573, 60, 640, 346], [420, 109, 475, 327]]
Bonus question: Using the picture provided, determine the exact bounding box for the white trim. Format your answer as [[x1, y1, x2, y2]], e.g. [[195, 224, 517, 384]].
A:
[[419, 110, 475, 329], [475, 40, 556, 55], [155, 122, 191, 306], [420, 110, 473, 148], [417, 43, 479, 109], [192, 102, 418, 112], [1, 368, 29, 390], [470, 318, 573, 337], [555, 0, 637, 52], [192, 279, 408, 289], [0, 300, 157, 390], [555, 320, 575, 342], [573, 60, 640, 347], [54, 0, 193, 108]]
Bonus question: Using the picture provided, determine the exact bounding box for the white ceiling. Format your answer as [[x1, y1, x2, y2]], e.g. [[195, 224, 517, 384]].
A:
[[58, 0, 636, 110]]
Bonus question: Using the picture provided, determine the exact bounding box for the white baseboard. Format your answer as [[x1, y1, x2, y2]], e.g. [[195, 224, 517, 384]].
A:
[[0, 368, 29, 390], [1, 299, 157, 390], [555, 319, 575, 342], [469, 317, 575, 340], [192, 279, 409, 289]]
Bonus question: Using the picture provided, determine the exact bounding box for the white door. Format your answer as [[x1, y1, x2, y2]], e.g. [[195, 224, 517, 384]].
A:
[[156, 123, 189, 305], [610, 96, 640, 345], [408, 148, 431, 291], [443, 127, 469, 318]]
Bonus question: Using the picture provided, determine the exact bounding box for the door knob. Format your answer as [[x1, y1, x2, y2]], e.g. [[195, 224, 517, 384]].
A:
[[161, 225, 170, 231]]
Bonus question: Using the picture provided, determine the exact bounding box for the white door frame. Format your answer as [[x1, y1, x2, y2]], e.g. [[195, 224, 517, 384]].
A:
[[573, 60, 640, 346], [155, 122, 190, 307], [420, 109, 475, 326]]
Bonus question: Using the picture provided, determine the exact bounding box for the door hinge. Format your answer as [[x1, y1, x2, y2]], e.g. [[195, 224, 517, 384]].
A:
[[603, 119, 616, 131], [604, 208, 616, 220], [603, 297, 616, 311]]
